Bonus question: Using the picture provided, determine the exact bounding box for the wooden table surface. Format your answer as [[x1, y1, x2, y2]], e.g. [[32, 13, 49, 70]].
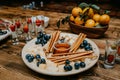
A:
[[0, 6, 120, 80]]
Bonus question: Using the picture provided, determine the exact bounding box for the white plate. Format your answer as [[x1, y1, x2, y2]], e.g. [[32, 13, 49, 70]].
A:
[[21, 32, 99, 76], [0, 30, 11, 41]]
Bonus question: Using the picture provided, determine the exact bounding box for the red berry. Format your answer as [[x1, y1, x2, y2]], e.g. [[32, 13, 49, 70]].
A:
[[36, 19, 41, 26], [15, 21, 21, 28], [23, 24, 29, 33], [10, 24, 15, 32], [27, 18, 32, 24], [107, 55, 114, 63]]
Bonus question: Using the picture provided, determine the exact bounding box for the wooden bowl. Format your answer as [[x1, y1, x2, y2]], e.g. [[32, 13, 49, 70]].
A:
[[69, 21, 109, 38]]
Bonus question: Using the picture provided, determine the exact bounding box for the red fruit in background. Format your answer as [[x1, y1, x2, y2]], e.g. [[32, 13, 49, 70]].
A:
[[27, 18, 32, 24], [36, 19, 41, 26], [107, 54, 114, 63], [23, 24, 29, 33], [15, 21, 21, 28], [10, 24, 15, 32]]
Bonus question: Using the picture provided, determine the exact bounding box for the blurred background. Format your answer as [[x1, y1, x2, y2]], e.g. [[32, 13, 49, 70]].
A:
[[0, 0, 120, 17]]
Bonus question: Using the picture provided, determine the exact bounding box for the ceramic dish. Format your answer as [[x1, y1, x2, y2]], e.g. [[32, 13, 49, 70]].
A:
[[21, 32, 99, 76]]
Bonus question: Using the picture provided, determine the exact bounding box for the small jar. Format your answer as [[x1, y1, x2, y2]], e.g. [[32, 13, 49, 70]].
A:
[[53, 42, 71, 54]]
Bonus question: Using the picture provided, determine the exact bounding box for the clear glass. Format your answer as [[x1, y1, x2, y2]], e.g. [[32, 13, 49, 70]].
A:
[[9, 23, 19, 45], [115, 32, 120, 62], [36, 15, 45, 33], [14, 18, 23, 39], [104, 40, 117, 69], [23, 22, 32, 43]]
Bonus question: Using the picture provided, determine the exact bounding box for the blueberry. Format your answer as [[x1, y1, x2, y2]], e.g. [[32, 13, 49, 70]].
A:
[[35, 40, 40, 44], [35, 54, 41, 60], [39, 32, 43, 38], [48, 35, 51, 40], [74, 62, 80, 69], [37, 35, 41, 39], [44, 34, 50, 40], [83, 40, 88, 46], [27, 55, 34, 62], [2, 31, 7, 34], [60, 39, 64, 43], [64, 65, 69, 71], [41, 43, 45, 46], [85, 44, 92, 51], [80, 62, 86, 68], [41, 58, 46, 64], [85, 44, 90, 50], [25, 54, 31, 60], [37, 61, 41, 67], [80, 43, 84, 48], [0, 32, 3, 35], [67, 65, 73, 71], [65, 59, 70, 65], [43, 39, 47, 44]]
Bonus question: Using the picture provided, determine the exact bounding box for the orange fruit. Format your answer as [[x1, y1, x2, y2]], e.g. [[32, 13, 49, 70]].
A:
[[69, 15, 75, 22], [85, 19, 95, 28], [93, 14, 101, 22], [99, 14, 110, 25], [74, 16, 84, 25], [88, 8, 94, 18], [72, 7, 82, 17]]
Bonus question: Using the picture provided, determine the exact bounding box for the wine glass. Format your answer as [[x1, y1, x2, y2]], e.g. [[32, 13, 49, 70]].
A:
[[23, 22, 32, 42]]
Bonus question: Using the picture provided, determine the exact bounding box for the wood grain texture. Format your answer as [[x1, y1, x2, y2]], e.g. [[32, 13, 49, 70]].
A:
[[0, 6, 120, 80]]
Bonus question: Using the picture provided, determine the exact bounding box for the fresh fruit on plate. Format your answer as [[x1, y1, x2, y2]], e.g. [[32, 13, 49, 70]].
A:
[[35, 31, 51, 46]]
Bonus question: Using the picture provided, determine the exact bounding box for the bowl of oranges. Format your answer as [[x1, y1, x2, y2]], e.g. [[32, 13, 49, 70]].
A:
[[68, 2, 110, 38]]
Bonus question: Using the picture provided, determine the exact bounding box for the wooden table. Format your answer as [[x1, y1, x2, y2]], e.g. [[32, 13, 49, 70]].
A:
[[0, 6, 120, 80]]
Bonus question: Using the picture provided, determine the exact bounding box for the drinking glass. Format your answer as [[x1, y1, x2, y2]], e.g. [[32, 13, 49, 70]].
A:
[[27, 16, 36, 36], [115, 32, 120, 62], [9, 23, 19, 45], [40, 15, 45, 32], [104, 40, 117, 69], [35, 17, 41, 35], [14, 18, 23, 38], [23, 22, 32, 42]]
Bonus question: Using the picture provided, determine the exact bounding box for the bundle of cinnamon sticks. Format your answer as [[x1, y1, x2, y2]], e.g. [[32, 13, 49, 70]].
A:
[[70, 33, 86, 52], [48, 51, 95, 65], [46, 31, 61, 53]]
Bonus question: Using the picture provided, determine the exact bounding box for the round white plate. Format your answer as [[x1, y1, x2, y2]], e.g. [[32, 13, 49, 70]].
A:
[[21, 32, 100, 76]]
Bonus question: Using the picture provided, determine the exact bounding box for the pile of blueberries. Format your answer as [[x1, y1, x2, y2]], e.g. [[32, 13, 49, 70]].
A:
[[35, 32, 51, 46], [0, 29, 7, 35], [80, 40, 93, 51], [25, 54, 46, 67], [64, 60, 86, 71]]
